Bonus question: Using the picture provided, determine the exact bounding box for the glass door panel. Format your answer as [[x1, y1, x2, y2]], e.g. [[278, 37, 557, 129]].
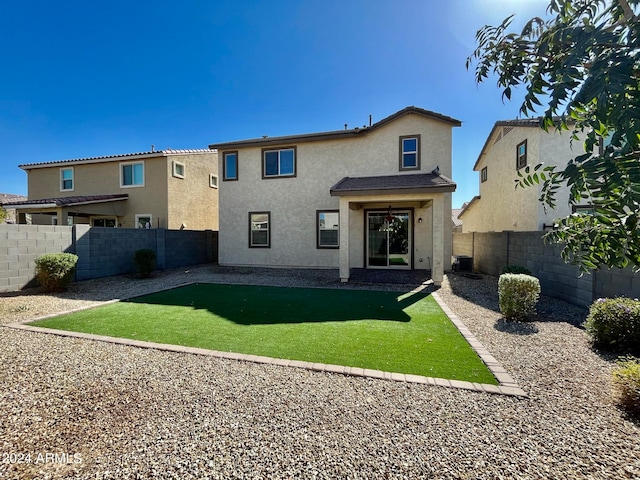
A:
[[367, 211, 411, 269]]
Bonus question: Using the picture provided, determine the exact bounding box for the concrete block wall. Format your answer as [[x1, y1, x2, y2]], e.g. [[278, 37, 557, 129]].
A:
[[0, 224, 218, 292], [0, 225, 74, 291], [453, 231, 638, 307]]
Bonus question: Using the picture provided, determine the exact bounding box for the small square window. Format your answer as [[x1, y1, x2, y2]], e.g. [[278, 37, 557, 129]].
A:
[[400, 135, 421, 170], [121, 162, 145, 187], [136, 214, 153, 229], [517, 140, 527, 169], [481, 166, 488, 183], [60, 167, 74, 191], [223, 151, 238, 181], [317, 210, 339, 248], [209, 174, 218, 188], [249, 212, 270, 248], [262, 147, 296, 178], [172, 161, 185, 179]]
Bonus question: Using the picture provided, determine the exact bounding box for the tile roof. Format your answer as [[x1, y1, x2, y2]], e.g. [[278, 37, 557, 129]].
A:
[[19, 149, 215, 169], [209, 106, 461, 150], [330, 173, 456, 196], [452, 208, 463, 227], [2, 194, 128, 208]]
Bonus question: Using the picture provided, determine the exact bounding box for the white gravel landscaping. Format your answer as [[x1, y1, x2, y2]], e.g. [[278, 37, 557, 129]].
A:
[[0, 265, 638, 479]]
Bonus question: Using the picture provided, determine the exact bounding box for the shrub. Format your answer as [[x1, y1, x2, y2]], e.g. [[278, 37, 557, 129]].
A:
[[612, 357, 640, 416], [34, 253, 78, 292], [134, 249, 156, 278], [585, 297, 640, 354], [498, 273, 540, 321], [501, 264, 532, 275]]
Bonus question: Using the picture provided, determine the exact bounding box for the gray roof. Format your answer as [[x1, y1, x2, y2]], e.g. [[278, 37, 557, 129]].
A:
[[330, 173, 456, 196], [210, 106, 461, 150], [452, 208, 463, 228], [3, 194, 128, 209], [19, 149, 215, 170]]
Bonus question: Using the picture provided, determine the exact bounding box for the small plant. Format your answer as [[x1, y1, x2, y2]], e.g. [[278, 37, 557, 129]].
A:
[[611, 357, 640, 416], [34, 253, 78, 292], [585, 297, 640, 354], [501, 264, 532, 275], [498, 273, 540, 321], [134, 249, 157, 278]]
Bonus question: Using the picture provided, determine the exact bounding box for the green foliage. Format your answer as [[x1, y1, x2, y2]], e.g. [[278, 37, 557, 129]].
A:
[[498, 274, 541, 321], [0, 206, 6, 223], [501, 265, 532, 275], [134, 249, 156, 278], [612, 356, 640, 416], [34, 253, 78, 292], [585, 297, 640, 354], [467, 0, 640, 273]]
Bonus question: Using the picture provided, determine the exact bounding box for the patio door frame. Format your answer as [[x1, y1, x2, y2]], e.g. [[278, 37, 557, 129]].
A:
[[365, 208, 413, 270]]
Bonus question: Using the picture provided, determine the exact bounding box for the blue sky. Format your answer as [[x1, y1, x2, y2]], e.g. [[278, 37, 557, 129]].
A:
[[0, 0, 549, 208]]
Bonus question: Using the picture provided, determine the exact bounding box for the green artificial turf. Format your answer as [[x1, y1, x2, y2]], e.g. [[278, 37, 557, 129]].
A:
[[30, 283, 497, 384]]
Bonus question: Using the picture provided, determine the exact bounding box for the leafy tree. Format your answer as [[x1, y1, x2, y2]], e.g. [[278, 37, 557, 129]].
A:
[[0, 206, 6, 224], [467, 0, 640, 272]]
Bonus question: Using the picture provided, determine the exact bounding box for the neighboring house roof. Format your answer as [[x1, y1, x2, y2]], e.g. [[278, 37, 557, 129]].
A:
[[19, 149, 215, 170], [472, 117, 571, 171], [209, 106, 462, 150], [452, 208, 463, 228], [330, 173, 456, 196], [0, 193, 27, 205], [2, 194, 128, 209], [457, 196, 480, 218]]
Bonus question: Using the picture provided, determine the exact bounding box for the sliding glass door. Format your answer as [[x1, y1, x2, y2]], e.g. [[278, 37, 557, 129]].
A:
[[366, 211, 411, 268]]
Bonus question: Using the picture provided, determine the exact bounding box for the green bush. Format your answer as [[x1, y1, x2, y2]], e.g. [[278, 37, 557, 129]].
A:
[[498, 273, 541, 321], [612, 357, 640, 416], [34, 253, 78, 292], [501, 264, 532, 275], [585, 297, 640, 354], [134, 249, 157, 278]]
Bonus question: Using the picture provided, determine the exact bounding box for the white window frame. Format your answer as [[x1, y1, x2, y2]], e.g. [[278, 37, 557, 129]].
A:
[[400, 135, 420, 170], [317, 210, 339, 249], [60, 167, 74, 192], [172, 160, 185, 179], [209, 174, 218, 188], [120, 161, 145, 188], [517, 140, 527, 169], [135, 214, 153, 229]]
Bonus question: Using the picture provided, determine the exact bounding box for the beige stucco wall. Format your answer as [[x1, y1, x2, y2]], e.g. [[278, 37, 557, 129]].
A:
[[218, 113, 454, 269], [24, 152, 218, 230], [461, 126, 581, 233], [166, 152, 218, 230]]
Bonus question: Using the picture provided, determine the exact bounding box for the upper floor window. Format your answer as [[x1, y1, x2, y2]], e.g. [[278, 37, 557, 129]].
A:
[[262, 147, 296, 178], [172, 161, 185, 179], [400, 135, 421, 170], [481, 166, 488, 183], [223, 151, 238, 181], [121, 161, 144, 187], [517, 140, 527, 169], [317, 210, 339, 248], [60, 167, 74, 191], [210, 174, 218, 189]]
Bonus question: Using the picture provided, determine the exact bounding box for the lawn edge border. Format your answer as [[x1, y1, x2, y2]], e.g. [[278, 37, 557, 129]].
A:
[[4, 282, 527, 398]]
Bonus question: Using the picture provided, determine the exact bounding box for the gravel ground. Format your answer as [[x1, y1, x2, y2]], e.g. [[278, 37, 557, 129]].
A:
[[0, 265, 638, 479]]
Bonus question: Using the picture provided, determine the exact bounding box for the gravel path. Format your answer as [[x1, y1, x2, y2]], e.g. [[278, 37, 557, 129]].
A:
[[0, 265, 638, 479]]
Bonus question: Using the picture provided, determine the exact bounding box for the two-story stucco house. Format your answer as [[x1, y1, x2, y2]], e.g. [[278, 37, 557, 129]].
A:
[[209, 106, 461, 285], [6, 149, 219, 230], [460, 118, 584, 233]]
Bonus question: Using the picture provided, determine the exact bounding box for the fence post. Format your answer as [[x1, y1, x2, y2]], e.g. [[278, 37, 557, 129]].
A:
[[156, 228, 166, 270]]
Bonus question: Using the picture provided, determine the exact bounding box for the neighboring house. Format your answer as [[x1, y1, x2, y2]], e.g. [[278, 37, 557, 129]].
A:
[[460, 118, 584, 233], [209, 106, 461, 286], [452, 206, 464, 233], [4, 149, 219, 230], [0, 193, 27, 224]]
